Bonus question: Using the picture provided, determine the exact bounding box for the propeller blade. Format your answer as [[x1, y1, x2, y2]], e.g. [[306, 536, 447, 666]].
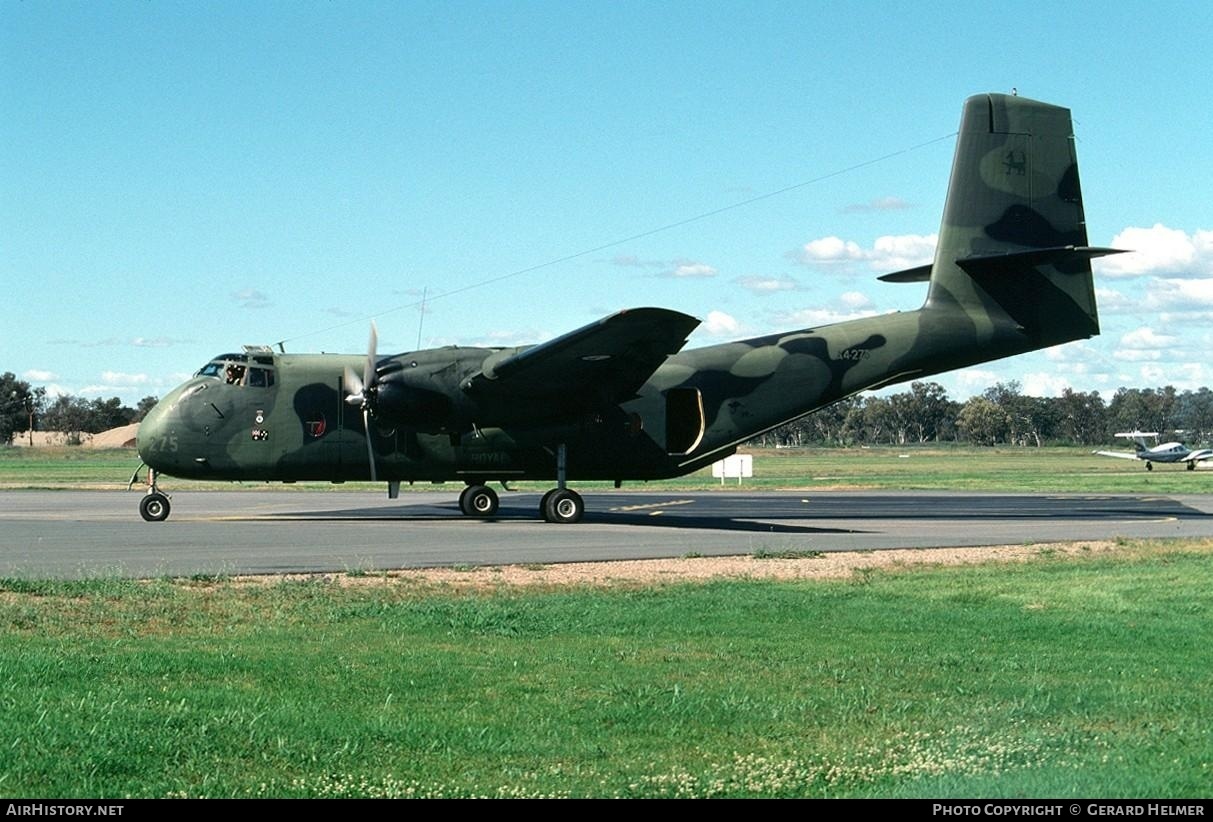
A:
[[363, 321, 379, 394], [363, 407, 377, 482], [343, 365, 365, 406]]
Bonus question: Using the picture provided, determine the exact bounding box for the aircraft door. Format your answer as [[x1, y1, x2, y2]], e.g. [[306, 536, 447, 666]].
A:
[[665, 387, 704, 455]]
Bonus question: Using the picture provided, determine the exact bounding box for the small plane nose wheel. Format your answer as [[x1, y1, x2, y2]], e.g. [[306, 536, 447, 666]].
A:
[[137, 467, 172, 522]]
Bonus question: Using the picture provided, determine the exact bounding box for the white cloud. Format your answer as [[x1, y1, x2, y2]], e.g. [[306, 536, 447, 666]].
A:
[[953, 369, 1001, 393], [733, 275, 799, 295], [1021, 372, 1073, 397], [1144, 277, 1213, 311], [843, 196, 912, 214], [839, 291, 873, 310], [1093, 286, 1136, 313], [794, 233, 936, 273], [870, 234, 937, 271], [1120, 327, 1177, 350], [771, 306, 880, 327], [797, 236, 865, 263], [703, 310, 740, 336], [1098, 224, 1213, 278], [232, 288, 272, 309], [23, 369, 58, 381], [1045, 340, 1096, 364], [131, 336, 191, 348], [1114, 350, 1162, 363], [100, 371, 151, 385], [669, 262, 717, 278]]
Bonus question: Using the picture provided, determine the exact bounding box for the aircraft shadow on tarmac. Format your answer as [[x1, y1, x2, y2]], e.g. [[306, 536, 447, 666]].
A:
[[258, 502, 860, 535], [246, 493, 1209, 534]]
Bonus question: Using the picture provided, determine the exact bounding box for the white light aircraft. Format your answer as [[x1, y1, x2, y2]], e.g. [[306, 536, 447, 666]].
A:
[[1095, 431, 1213, 471]]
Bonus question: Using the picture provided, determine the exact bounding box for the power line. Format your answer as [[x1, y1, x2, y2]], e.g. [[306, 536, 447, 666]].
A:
[[276, 130, 957, 349]]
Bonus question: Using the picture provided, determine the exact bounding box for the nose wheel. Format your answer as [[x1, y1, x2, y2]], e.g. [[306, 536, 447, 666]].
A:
[[139, 492, 171, 522], [132, 465, 172, 522]]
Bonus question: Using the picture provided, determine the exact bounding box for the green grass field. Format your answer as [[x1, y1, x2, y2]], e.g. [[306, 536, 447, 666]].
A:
[[3, 445, 1211, 797], [2, 540, 1212, 798], [3, 444, 1209, 494]]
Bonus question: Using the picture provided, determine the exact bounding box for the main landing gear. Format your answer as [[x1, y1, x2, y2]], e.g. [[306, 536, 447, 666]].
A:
[[129, 464, 171, 522], [540, 443, 583, 524], [457, 443, 586, 524], [458, 484, 500, 517], [539, 487, 584, 524], [455, 484, 585, 523]]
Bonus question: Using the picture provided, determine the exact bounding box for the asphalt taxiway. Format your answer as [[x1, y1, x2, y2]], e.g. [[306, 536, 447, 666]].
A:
[[4, 489, 1213, 579]]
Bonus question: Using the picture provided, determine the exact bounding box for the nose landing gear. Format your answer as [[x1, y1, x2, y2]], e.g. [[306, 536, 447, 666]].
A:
[[130, 464, 171, 522]]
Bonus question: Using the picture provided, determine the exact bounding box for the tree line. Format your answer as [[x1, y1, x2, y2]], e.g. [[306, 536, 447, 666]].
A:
[[5, 369, 1213, 449], [749, 382, 1213, 448], [0, 372, 157, 445]]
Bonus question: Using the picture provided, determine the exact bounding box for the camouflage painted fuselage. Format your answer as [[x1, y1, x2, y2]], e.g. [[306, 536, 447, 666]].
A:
[[137, 93, 1107, 487]]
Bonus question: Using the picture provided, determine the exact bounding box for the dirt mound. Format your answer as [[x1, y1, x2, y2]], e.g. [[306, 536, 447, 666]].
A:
[[11, 423, 139, 448], [89, 423, 140, 448]]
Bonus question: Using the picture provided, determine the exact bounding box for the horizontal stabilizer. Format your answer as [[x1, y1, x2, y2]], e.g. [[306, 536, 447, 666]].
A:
[[878, 264, 932, 284], [1094, 450, 1140, 461], [880, 247, 1125, 284], [956, 245, 1127, 277]]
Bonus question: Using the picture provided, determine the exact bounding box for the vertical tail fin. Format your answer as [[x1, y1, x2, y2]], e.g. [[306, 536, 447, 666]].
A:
[[926, 93, 1120, 346]]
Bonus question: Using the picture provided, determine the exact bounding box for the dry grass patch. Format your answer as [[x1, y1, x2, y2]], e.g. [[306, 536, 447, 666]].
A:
[[209, 540, 1146, 592]]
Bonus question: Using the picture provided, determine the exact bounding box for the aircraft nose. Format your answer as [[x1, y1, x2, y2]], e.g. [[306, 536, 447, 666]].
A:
[[135, 397, 172, 466]]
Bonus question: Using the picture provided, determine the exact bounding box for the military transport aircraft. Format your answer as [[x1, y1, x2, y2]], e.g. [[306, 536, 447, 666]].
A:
[[1095, 432, 1213, 471], [133, 92, 1123, 523]]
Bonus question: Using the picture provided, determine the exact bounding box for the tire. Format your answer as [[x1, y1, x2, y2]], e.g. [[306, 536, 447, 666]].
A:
[[538, 488, 557, 520], [1146, 462, 1153, 471], [1188, 462, 1196, 471], [139, 492, 171, 522], [459, 484, 498, 517], [543, 489, 584, 524]]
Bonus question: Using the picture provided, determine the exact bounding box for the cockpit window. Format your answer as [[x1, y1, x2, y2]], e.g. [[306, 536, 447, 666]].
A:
[[195, 356, 273, 388]]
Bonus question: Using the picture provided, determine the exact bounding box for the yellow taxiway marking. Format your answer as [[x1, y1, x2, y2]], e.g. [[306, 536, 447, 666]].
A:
[[608, 499, 695, 512]]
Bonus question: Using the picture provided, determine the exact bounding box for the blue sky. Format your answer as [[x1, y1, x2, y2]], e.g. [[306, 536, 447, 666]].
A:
[[3, 1, 1210, 406]]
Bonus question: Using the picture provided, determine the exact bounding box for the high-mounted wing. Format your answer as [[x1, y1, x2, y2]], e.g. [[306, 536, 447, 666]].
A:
[[464, 307, 700, 407]]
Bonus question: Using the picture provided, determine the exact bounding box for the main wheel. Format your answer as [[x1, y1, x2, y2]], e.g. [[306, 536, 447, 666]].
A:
[[459, 484, 499, 517], [1146, 462, 1154, 471], [542, 488, 584, 524], [139, 492, 171, 522], [538, 488, 558, 520], [1188, 461, 1196, 471]]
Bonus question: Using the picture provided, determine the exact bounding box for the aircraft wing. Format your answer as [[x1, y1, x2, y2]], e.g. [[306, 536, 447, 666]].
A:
[[1094, 450, 1141, 461], [465, 307, 700, 406], [1183, 449, 1213, 463]]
